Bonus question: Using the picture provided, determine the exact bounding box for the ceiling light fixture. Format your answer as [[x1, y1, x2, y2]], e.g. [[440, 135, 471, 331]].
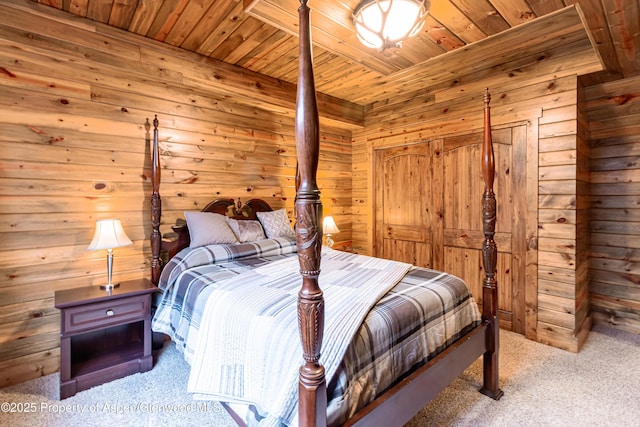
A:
[[353, 0, 429, 51]]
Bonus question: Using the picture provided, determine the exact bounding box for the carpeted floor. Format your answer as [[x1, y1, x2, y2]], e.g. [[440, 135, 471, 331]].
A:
[[406, 324, 640, 426], [1, 324, 638, 426]]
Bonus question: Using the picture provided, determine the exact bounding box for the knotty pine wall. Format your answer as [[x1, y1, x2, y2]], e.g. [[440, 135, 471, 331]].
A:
[[534, 78, 592, 351], [0, 4, 353, 387], [586, 75, 640, 335], [1, 0, 637, 390], [352, 73, 594, 352]]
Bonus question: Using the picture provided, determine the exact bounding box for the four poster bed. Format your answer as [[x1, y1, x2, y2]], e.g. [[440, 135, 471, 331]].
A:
[[148, 2, 502, 426]]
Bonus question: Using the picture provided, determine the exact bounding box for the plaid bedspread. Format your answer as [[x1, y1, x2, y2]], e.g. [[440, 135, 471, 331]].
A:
[[151, 238, 481, 426], [187, 249, 412, 427], [152, 237, 298, 361], [324, 265, 481, 425]]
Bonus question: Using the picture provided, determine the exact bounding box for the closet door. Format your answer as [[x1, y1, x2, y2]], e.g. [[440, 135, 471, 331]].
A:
[[373, 127, 526, 333], [373, 142, 434, 267], [441, 129, 518, 332]]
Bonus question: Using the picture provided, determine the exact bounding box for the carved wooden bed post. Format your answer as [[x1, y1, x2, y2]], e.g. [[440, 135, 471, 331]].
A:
[[148, 116, 162, 285], [295, 1, 327, 426], [479, 89, 504, 400]]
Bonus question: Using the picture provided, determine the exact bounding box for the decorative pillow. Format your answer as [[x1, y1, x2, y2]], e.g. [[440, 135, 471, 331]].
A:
[[256, 209, 295, 239], [184, 211, 239, 248], [226, 218, 266, 243]]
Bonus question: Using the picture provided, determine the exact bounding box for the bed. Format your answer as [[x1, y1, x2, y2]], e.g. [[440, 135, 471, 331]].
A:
[[147, 2, 502, 426]]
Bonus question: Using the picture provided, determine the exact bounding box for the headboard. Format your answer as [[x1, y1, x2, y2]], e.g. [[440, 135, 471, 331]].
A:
[[160, 198, 274, 266]]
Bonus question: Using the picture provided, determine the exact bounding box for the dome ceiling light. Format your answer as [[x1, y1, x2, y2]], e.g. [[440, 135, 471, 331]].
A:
[[352, 0, 430, 51]]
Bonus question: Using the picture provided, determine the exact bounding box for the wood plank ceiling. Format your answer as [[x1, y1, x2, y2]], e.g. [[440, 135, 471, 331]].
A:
[[33, 0, 639, 105]]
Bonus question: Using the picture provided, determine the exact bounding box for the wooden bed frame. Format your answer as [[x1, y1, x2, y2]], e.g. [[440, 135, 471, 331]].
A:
[[148, 2, 502, 425]]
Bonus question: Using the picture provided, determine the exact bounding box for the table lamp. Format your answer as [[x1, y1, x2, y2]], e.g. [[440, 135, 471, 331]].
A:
[[88, 219, 133, 291], [323, 216, 340, 248]]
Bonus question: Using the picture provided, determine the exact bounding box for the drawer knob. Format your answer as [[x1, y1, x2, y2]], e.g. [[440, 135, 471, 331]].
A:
[[106, 309, 115, 317]]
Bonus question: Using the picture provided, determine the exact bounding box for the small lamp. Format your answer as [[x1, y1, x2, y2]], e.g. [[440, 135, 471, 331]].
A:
[[88, 219, 133, 291], [353, 0, 429, 51], [323, 216, 340, 248]]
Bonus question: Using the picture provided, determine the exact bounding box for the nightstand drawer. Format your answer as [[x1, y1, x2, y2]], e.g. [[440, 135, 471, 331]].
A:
[[60, 294, 150, 335]]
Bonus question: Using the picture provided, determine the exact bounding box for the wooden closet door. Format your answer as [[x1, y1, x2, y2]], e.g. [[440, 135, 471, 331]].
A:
[[374, 142, 434, 267], [441, 127, 524, 332], [373, 127, 526, 334]]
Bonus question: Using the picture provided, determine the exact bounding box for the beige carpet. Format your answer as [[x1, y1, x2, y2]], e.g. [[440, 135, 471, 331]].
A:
[[1, 324, 638, 426], [406, 324, 640, 426]]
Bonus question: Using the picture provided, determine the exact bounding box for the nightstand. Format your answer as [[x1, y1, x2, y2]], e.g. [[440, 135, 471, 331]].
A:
[[55, 278, 157, 399], [330, 242, 356, 253]]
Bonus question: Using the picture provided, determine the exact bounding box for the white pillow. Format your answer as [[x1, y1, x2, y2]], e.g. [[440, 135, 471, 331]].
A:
[[256, 209, 295, 239], [184, 211, 239, 248], [226, 218, 266, 243]]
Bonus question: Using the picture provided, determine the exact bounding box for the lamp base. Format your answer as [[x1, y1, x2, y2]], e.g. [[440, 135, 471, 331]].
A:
[[100, 283, 120, 291], [326, 234, 335, 248]]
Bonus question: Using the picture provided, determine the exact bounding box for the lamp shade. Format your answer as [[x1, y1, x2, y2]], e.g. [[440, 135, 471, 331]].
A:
[[88, 219, 133, 250], [323, 216, 340, 235], [353, 0, 429, 51]]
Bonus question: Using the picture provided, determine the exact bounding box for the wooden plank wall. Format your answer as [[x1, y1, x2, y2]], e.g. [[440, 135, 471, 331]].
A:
[[0, 3, 353, 387], [586, 75, 640, 334], [577, 81, 592, 341], [352, 72, 593, 351], [535, 76, 581, 352], [535, 78, 592, 352]]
